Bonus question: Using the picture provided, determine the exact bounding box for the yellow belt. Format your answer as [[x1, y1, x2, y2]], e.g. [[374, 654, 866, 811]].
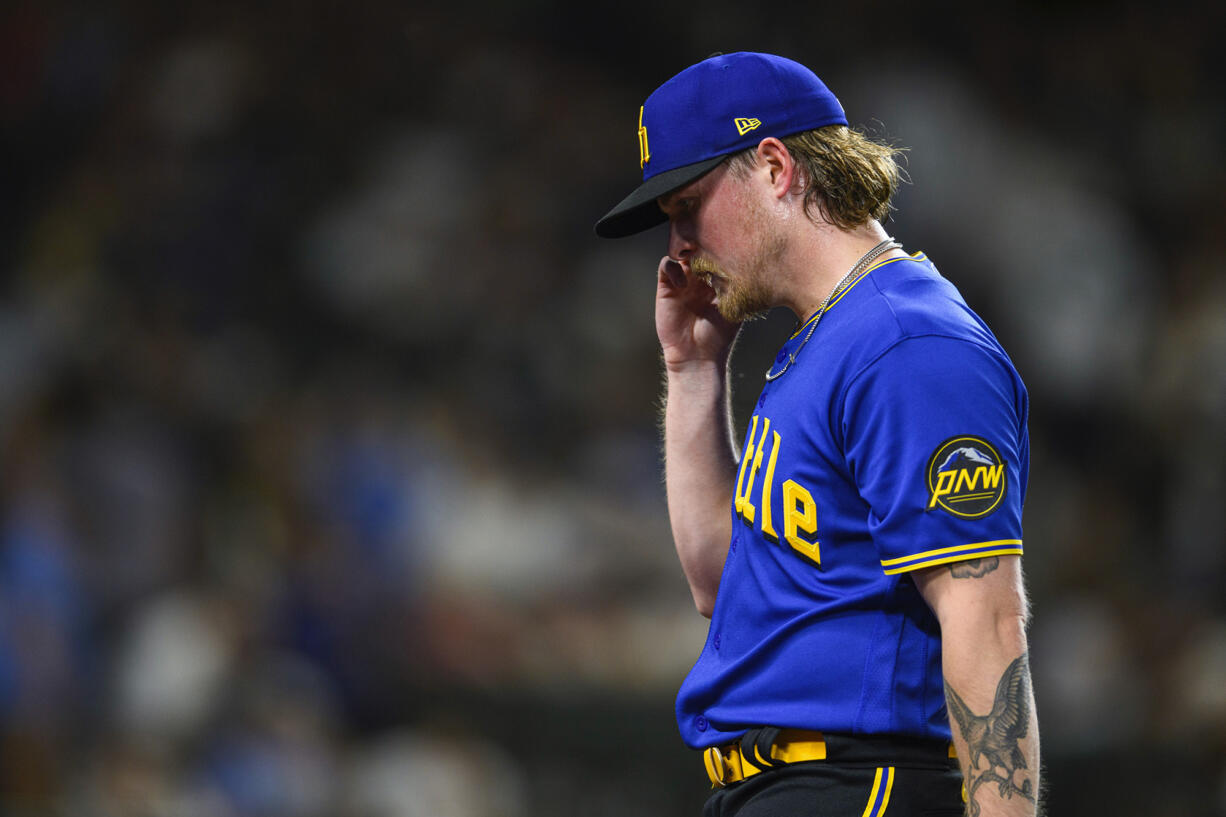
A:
[[703, 730, 959, 788], [703, 729, 828, 788]]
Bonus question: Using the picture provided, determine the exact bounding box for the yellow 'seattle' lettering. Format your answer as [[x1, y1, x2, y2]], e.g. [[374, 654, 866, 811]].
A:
[[735, 415, 760, 519], [736, 413, 821, 564], [760, 430, 781, 540], [638, 106, 650, 168], [783, 479, 819, 563], [739, 417, 772, 525]]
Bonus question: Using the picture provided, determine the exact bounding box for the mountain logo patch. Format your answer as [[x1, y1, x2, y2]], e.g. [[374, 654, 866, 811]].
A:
[[925, 436, 1007, 519]]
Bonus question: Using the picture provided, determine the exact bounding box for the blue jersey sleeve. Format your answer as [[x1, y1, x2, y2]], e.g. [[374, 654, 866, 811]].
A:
[[840, 335, 1029, 574]]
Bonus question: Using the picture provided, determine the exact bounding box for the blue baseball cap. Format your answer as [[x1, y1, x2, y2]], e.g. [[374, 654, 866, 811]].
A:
[[595, 52, 848, 238]]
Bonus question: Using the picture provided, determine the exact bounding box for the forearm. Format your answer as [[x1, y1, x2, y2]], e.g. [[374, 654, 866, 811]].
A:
[[662, 359, 738, 616], [916, 558, 1040, 817], [943, 628, 1039, 816]]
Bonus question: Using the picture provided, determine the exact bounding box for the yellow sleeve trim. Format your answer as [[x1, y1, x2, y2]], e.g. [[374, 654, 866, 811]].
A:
[[880, 540, 1023, 575]]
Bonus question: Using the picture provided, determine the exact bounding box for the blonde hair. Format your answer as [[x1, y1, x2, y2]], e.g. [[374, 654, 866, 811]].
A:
[[728, 125, 905, 229]]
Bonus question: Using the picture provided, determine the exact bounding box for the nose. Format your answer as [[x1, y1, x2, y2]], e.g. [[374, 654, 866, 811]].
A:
[[667, 222, 696, 269]]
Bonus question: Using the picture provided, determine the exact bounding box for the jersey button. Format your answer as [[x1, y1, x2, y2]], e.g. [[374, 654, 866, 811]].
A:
[[695, 716, 708, 732], [713, 633, 721, 650]]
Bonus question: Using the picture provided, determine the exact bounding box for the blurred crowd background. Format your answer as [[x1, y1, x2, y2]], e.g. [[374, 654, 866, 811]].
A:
[[2, 1, 1224, 815]]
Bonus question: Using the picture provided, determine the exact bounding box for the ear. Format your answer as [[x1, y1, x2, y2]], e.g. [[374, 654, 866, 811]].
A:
[[754, 138, 796, 201]]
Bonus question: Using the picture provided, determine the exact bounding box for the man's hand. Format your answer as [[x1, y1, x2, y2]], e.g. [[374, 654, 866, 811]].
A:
[[655, 256, 740, 371]]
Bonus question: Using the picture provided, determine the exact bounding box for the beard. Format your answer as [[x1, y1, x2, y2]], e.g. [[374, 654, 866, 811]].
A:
[[693, 200, 786, 324], [707, 263, 772, 324]]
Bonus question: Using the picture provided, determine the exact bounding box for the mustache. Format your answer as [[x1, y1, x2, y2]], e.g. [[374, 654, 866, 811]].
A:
[[690, 257, 722, 277]]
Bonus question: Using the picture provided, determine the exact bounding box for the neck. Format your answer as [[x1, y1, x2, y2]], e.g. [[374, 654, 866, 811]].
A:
[[779, 221, 903, 321]]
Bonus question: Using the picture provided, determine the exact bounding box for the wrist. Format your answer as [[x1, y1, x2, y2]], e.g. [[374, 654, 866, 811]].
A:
[[663, 355, 730, 382]]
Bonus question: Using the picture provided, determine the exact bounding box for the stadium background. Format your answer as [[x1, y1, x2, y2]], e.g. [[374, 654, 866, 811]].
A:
[[2, 1, 1224, 814]]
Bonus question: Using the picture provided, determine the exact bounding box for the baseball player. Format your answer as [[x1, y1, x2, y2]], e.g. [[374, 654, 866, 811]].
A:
[[595, 53, 1039, 817]]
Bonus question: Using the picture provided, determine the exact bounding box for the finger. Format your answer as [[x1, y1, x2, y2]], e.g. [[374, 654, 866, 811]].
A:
[[659, 256, 686, 289]]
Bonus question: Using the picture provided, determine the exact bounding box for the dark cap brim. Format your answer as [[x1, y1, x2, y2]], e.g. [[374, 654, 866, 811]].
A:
[[594, 155, 728, 238]]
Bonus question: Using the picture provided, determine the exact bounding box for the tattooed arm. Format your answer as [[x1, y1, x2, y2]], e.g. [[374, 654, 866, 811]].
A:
[[913, 556, 1040, 817]]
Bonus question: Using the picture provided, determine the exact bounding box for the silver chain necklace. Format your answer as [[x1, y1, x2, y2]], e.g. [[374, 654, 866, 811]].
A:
[[764, 237, 902, 381]]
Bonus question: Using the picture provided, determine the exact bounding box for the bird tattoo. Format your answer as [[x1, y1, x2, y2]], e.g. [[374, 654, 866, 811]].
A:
[[945, 653, 1035, 816]]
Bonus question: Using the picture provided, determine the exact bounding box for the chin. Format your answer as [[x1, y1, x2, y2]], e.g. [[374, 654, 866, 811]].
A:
[[717, 300, 770, 324]]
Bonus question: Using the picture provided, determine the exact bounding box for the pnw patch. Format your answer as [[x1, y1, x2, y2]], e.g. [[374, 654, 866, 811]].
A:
[[925, 435, 1007, 519]]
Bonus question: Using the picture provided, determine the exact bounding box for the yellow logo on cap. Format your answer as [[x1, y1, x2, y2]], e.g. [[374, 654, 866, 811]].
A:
[[735, 117, 761, 135], [638, 106, 650, 168]]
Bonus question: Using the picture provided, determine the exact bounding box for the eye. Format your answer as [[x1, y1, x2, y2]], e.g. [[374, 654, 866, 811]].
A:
[[659, 193, 699, 218]]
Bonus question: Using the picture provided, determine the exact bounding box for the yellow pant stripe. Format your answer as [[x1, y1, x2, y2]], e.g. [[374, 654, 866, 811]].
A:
[[860, 768, 883, 817], [860, 766, 896, 817], [879, 766, 895, 815]]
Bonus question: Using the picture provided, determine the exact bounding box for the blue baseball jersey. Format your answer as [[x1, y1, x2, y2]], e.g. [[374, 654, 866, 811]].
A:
[[676, 252, 1029, 749]]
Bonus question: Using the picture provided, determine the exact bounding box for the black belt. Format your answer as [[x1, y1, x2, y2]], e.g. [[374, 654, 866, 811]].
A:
[[704, 728, 958, 787]]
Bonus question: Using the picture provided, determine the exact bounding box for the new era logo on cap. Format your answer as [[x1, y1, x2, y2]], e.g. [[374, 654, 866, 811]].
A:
[[596, 52, 849, 238]]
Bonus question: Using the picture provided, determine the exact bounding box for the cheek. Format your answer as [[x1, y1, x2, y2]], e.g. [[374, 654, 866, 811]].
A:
[[697, 207, 737, 255]]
